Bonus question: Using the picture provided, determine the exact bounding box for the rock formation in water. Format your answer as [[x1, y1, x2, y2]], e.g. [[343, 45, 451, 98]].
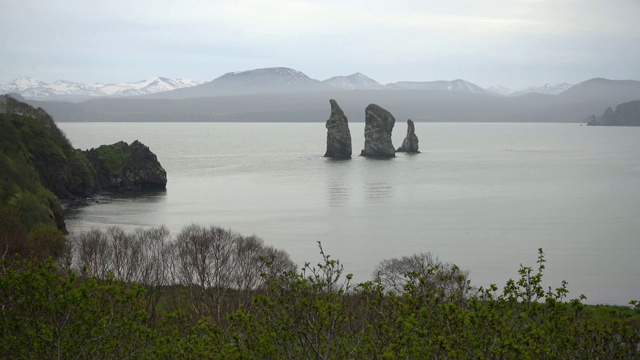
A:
[[396, 119, 420, 153], [86, 140, 167, 191], [324, 99, 352, 159], [360, 104, 396, 157], [587, 100, 640, 126]]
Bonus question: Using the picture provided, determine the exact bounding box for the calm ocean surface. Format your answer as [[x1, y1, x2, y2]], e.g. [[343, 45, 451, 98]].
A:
[[58, 122, 640, 305]]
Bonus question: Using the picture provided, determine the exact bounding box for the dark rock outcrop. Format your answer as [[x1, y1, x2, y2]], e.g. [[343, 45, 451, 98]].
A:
[[86, 140, 167, 191], [396, 119, 420, 153], [587, 100, 640, 126], [360, 104, 396, 157], [324, 99, 352, 159]]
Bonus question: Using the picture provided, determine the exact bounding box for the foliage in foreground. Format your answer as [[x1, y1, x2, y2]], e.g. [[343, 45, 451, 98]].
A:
[[1, 231, 639, 359]]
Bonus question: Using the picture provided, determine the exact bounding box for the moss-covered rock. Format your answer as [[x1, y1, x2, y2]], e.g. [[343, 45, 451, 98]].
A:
[[85, 140, 167, 191]]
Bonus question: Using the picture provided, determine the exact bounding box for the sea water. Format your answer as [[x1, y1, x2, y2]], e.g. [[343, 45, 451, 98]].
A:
[[59, 122, 640, 305]]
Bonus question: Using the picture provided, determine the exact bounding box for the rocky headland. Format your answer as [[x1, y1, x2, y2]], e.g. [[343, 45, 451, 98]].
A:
[[396, 119, 420, 153], [587, 100, 640, 126], [0, 95, 166, 242], [324, 99, 352, 159], [360, 104, 396, 158]]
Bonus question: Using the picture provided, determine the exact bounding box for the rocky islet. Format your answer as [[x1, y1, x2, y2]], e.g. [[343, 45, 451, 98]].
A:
[[324, 99, 352, 159], [323, 100, 420, 158], [360, 104, 397, 158], [396, 119, 420, 153]]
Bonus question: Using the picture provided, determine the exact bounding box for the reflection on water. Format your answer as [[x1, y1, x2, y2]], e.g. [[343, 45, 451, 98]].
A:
[[64, 190, 167, 233], [364, 181, 394, 201], [326, 183, 350, 207]]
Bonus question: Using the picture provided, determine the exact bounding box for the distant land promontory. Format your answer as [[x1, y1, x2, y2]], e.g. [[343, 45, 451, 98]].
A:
[[587, 100, 640, 126]]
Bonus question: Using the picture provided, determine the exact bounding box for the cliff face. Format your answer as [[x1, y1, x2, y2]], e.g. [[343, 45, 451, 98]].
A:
[[0, 95, 166, 246], [588, 100, 640, 126]]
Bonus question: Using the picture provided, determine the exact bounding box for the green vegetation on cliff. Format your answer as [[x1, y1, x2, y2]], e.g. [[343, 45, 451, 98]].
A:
[[93, 144, 125, 170], [0, 110, 67, 257]]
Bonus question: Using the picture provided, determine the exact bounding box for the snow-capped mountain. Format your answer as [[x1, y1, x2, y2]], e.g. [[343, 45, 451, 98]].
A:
[[385, 79, 491, 94], [323, 73, 385, 90], [487, 85, 513, 96], [0, 76, 200, 99], [509, 83, 572, 96]]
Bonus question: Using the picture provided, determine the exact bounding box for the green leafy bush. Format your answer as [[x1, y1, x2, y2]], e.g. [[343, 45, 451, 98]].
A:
[[2, 225, 639, 359]]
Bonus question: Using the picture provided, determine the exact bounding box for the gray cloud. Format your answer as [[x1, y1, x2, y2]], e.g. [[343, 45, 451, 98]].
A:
[[1, 0, 638, 89]]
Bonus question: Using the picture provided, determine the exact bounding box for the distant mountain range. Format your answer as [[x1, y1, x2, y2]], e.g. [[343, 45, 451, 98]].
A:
[[2, 67, 577, 100], [142, 68, 575, 99], [0, 76, 200, 100], [17, 74, 640, 124]]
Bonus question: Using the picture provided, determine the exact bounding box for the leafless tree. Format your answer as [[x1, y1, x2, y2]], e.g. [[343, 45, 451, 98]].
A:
[[373, 252, 473, 299], [68, 223, 296, 324], [171, 224, 237, 322], [106, 226, 142, 282], [72, 228, 113, 278]]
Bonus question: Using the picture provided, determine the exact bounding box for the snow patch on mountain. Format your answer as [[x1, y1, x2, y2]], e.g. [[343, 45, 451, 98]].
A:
[[487, 85, 513, 96], [509, 83, 572, 96], [0, 76, 201, 99], [386, 79, 490, 94]]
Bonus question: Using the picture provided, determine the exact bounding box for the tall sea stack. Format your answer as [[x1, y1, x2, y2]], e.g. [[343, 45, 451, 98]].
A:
[[396, 119, 420, 153], [360, 104, 396, 158], [324, 99, 352, 159]]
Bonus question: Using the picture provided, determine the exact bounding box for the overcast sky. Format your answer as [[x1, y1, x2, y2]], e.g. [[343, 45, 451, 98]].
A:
[[1, 0, 638, 89]]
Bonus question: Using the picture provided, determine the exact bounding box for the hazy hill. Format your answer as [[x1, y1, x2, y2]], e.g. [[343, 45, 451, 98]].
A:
[[148, 67, 332, 99], [559, 78, 640, 103], [323, 73, 385, 90]]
